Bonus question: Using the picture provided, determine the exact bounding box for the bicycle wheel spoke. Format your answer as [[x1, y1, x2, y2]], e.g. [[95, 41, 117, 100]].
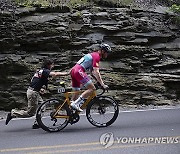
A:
[[36, 99, 70, 132], [86, 96, 119, 127]]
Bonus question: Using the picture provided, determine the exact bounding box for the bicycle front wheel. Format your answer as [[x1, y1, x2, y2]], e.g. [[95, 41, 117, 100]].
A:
[[36, 99, 70, 132], [86, 96, 119, 127]]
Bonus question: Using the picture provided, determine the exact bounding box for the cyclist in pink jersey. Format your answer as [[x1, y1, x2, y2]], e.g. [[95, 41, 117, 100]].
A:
[[70, 43, 111, 112]]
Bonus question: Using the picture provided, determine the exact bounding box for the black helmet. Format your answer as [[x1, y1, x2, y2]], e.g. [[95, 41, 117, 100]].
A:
[[100, 43, 111, 53]]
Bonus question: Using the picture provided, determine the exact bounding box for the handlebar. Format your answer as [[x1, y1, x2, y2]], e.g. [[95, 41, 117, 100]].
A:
[[94, 82, 106, 96]]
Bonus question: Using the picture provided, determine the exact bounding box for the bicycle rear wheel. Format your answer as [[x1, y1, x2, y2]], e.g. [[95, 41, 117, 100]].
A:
[[36, 99, 70, 132], [86, 96, 119, 127]]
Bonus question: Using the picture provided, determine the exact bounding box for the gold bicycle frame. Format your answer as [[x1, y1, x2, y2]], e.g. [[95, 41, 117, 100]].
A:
[[53, 90, 97, 119]]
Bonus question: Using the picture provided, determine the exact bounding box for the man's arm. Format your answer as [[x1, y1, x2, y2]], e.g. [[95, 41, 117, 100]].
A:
[[49, 71, 69, 77], [92, 67, 108, 89]]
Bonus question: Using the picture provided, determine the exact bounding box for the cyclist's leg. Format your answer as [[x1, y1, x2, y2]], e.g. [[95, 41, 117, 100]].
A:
[[71, 67, 96, 111], [71, 82, 96, 112], [71, 66, 81, 101], [81, 82, 96, 99], [71, 87, 80, 101]]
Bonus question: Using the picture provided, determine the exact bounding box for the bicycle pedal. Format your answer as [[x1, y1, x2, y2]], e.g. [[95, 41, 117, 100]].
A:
[[69, 119, 76, 125], [69, 121, 75, 125], [69, 113, 80, 125]]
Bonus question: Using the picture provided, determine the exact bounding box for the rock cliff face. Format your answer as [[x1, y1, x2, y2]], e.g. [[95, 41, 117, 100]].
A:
[[0, 2, 180, 110]]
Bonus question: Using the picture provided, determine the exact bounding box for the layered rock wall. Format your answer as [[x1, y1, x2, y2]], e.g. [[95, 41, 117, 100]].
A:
[[0, 4, 180, 110]]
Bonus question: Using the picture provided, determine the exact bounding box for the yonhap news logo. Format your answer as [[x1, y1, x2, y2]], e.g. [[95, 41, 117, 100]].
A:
[[100, 132, 180, 148], [100, 132, 114, 148]]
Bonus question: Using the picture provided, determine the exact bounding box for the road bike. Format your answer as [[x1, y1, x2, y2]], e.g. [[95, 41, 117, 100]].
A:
[[36, 80, 119, 132]]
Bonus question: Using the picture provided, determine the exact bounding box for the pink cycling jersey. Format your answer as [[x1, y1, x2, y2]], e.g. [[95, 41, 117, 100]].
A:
[[71, 52, 100, 89]]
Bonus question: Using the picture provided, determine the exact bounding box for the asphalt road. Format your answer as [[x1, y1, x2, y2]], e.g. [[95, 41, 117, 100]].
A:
[[0, 107, 180, 154]]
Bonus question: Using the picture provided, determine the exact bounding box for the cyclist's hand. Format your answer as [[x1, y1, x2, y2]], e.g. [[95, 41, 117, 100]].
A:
[[102, 84, 109, 90]]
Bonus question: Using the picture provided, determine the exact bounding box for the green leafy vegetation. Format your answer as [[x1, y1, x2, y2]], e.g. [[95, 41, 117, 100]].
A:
[[170, 4, 180, 13], [169, 4, 180, 25]]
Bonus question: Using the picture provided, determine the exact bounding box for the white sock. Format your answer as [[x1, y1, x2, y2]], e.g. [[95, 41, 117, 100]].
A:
[[75, 95, 85, 106]]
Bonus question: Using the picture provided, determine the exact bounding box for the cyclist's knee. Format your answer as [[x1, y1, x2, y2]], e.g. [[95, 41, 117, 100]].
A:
[[87, 87, 96, 94], [84, 82, 96, 94], [91, 87, 96, 91]]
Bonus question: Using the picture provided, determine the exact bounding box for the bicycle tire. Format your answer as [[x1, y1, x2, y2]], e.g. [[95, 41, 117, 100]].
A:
[[36, 99, 70, 132], [86, 96, 119, 127]]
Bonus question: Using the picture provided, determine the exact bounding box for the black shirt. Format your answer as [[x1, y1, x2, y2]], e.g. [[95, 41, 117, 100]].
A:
[[29, 68, 50, 92]]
